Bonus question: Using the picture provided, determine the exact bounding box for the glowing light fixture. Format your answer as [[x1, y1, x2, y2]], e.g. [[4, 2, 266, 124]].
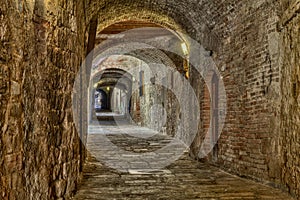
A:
[[181, 42, 189, 79], [181, 42, 189, 55], [107, 86, 110, 91], [93, 83, 98, 88]]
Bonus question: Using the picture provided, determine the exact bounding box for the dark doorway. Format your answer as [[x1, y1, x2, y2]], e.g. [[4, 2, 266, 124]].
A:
[[95, 89, 108, 111]]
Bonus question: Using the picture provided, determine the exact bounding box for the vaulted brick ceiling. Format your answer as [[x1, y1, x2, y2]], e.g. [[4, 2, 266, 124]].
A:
[[96, 20, 174, 43], [99, 20, 161, 34]]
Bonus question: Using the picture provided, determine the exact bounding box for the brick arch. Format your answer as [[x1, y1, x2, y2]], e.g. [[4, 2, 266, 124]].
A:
[[88, 2, 220, 51], [92, 46, 179, 74], [92, 55, 147, 77]]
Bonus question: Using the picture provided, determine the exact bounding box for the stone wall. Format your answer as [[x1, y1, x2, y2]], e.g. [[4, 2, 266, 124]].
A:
[[125, 36, 186, 137], [278, 0, 300, 197], [0, 0, 25, 198], [0, 0, 86, 199]]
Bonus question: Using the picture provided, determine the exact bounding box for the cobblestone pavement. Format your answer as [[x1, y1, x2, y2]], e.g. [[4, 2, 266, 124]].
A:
[[72, 122, 294, 200]]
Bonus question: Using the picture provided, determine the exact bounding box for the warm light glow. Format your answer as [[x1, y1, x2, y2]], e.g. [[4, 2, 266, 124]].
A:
[[185, 71, 189, 79], [181, 42, 189, 55], [183, 59, 189, 79], [107, 86, 110, 91], [93, 83, 98, 88]]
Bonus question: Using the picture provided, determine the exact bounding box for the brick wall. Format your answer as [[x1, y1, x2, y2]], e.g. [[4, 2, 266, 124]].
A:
[[209, 0, 282, 182]]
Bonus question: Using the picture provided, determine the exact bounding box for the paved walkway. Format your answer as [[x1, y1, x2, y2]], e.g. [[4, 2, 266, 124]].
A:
[[72, 122, 294, 200]]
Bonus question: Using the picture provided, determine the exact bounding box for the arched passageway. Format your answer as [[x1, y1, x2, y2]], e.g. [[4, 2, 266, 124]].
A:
[[90, 66, 133, 121], [94, 89, 108, 111], [73, 17, 294, 199], [1, 1, 300, 199]]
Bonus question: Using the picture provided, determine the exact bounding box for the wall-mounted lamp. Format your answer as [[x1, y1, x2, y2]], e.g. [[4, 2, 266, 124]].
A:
[[181, 42, 189, 56], [181, 42, 190, 79]]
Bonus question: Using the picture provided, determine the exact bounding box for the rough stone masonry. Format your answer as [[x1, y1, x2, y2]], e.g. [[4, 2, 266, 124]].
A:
[[0, 0, 300, 199]]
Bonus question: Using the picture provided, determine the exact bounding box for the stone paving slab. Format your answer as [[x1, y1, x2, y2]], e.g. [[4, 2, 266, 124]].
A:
[[72, 124, 294, 200]]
